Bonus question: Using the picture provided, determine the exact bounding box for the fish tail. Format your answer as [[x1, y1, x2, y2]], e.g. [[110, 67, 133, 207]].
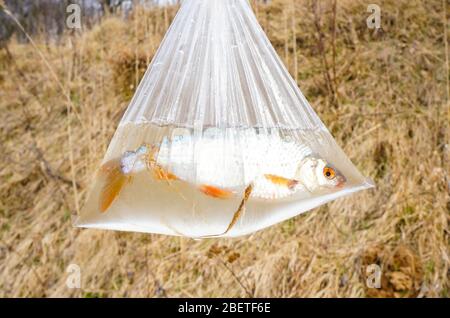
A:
[[99, 159, 131, 213]]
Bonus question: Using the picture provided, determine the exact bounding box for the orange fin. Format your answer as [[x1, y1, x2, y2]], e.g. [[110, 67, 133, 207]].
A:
[[153, 165, 178, 181], [264, 174, 298, 190], [99, 159, 130, 213], [199, 185, 233, 199], [198, 184, 253, 238]]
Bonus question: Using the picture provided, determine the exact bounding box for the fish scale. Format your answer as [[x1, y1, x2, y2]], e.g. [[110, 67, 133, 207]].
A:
[[155, 130, 312, 199]]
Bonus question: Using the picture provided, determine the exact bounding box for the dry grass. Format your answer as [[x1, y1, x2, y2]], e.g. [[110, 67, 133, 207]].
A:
[[0, 0, 448, 297]]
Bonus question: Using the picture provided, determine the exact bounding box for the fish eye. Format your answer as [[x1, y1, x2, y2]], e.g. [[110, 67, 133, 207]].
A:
[[323, 167, 336, 179]]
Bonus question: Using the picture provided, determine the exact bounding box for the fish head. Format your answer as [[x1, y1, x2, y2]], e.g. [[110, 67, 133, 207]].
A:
[[296, 156, 346, 192]]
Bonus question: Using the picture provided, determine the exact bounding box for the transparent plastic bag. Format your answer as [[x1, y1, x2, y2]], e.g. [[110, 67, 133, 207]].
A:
[[75, 0, 374, 238]]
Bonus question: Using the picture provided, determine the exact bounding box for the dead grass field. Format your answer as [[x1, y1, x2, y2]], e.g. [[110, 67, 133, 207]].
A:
[[0, 0, 448, 297]]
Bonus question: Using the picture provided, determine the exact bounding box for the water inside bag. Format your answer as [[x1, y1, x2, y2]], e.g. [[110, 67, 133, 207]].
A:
[[76, 123, 373, 237]]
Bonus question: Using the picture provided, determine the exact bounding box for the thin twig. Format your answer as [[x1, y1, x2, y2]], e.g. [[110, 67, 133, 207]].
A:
[[310, 0, 339, 108], [219, 259, 253, 298], [284, 7, 289, 65], [291, 1, 298, 83], [31, 143, 82, 189], [331, 0, 338, 89], [4, 46, 52, 115], [2, 4, 81, 214], [443, 0, 449, 105], [443, 0, 450, 194], [145, 245, 168, 297]]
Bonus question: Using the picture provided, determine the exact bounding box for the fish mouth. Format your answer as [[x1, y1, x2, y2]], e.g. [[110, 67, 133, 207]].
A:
[[336, 175, 347, 188]]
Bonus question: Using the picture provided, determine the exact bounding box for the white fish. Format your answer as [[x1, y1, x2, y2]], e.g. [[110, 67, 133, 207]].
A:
[[98, 129, 346, 235]]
